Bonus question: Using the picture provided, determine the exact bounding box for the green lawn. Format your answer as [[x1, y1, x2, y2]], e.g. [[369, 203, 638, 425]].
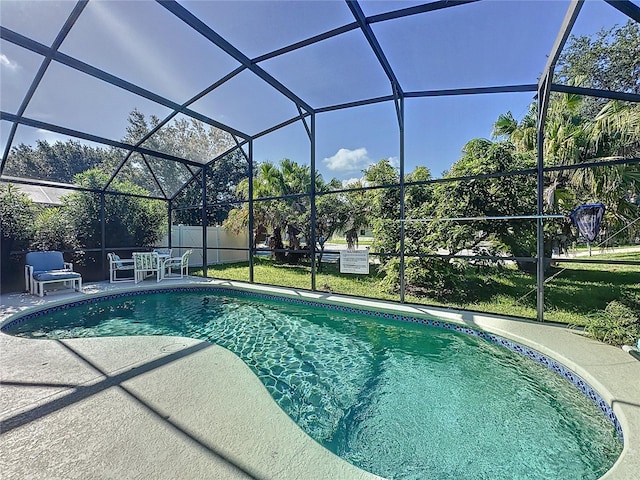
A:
[[194, 252, 640, 326]]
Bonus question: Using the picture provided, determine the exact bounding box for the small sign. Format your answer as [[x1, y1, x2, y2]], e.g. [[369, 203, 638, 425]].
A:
[[340, 250, 369, 274]]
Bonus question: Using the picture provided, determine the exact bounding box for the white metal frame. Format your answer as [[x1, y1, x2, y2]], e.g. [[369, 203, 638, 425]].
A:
[[107, 253, 135, 283]]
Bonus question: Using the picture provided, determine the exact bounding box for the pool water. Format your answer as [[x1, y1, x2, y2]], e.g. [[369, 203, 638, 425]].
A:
[[5, 291, 622, 479]]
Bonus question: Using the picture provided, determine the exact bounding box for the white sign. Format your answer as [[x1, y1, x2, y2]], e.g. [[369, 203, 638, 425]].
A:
[[340, 250, 369, 274]]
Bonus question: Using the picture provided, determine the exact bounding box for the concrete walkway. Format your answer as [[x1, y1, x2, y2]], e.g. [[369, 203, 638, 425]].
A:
[[1, 278, 639, 479]]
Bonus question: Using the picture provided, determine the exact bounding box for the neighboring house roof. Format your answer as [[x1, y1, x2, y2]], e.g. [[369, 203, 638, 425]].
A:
[[16, 184, 66, 206]]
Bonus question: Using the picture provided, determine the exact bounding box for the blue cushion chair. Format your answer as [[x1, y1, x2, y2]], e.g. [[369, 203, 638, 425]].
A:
[[24, 251, 83, 297]]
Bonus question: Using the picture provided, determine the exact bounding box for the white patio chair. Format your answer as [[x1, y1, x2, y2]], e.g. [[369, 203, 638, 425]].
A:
[[107, 252, 134, 283], [163, 250, 192, 279], [133, 252, 162, 283]]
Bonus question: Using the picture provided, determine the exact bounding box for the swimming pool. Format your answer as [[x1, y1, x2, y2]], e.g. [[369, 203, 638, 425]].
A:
[[2, 288, 622, 479]]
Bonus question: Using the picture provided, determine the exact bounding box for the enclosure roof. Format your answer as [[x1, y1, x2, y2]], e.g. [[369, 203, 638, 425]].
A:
[[1, 0, 639, 200]]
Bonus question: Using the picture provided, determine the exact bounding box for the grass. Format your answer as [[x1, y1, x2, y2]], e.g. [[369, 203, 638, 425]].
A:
[[325, 237, 374, 246], [194, 252, 640, 326], [194, 257, 398, 300]]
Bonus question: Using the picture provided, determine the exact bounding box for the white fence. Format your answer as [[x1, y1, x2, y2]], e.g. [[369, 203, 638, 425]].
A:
[[159, 225, 249, 267]]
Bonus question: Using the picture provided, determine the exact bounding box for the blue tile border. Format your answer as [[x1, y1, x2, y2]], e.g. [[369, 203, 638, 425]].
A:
[[2, 285, 623, 439]]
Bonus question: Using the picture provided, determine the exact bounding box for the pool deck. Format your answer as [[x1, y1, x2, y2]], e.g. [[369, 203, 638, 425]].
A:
[[1, 277, 639, 479]]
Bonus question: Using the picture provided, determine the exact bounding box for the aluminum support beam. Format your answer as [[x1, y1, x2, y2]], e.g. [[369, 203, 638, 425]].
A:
[[398, 96, 406, 303], [604, 0, 640, 22], [253, 23, 358, 63], [317, 84, 538, 115], [347, 1, 404, 96], [248, 141, 255, 283], [538, 1, 584, 91], [158, 0, 314, 114], [0, 175, 168, 202], [167, 200, 173, 251], [551, 83, 640, 103], [535, 0, 583, 321], [536, 75, 552, 322], [0, 27, 248, 140], [1, 1, 87, 173], [0, 112, 204, 169], [310, 114, 317, 292], [100, 192, 106, 280], [368, 0, 481, 24], [406, 84, 537, 98], [201, 164, 208, 278]]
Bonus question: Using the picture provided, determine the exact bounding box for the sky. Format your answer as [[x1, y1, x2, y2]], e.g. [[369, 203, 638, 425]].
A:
[[1, 0, 637, 185]]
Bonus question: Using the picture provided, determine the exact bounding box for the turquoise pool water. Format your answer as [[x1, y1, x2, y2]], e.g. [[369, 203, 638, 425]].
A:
[[4, 290, 622, 479]]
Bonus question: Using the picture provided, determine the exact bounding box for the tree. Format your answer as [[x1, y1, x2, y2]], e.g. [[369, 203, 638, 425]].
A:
[[312, 193, 350, 271], [492, 104, 537, 152], [31, 207, 79, 252], [340, 179, 372, 249], [120, 110, 242, 197], [359, 159, 474, 297], [432, 140, 538, 265], [0, 184, 37, 274], [224, 159, 353, 266], [362, 159, 401, 256], [225, 160, 298, 262], [548, 22, 640, 230], [401, 166, 436, 257], [495, 23, 639, 221], [3, 139, 122, 184], [63, 169, 166, 249], [122, 109, 237, 164], [122, 110, 249, 225], [555, 20, 640, 117], [172, 148, 248, 226], [493, 85, 639, 240]]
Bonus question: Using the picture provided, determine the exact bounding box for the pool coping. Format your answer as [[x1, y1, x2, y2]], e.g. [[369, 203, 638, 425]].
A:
[[1, 277, 639, 479]]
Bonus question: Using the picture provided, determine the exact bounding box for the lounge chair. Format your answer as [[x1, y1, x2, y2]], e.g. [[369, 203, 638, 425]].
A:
[[163, 250, 192, 279], [107, 252, 135, 283], [25, 251, 83, 297]]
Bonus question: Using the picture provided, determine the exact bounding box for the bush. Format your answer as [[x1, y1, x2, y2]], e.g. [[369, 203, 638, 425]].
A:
[[379, 256, 469, 301], [585, 299, 640, 346], [0, 183, 37, 273], [31, 207, 80, 252], [64, 169, 167, 248]]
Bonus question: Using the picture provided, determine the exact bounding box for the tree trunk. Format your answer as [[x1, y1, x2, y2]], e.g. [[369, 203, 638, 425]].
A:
[[272, 227, 286, 263], [316, 245, 325, 273]]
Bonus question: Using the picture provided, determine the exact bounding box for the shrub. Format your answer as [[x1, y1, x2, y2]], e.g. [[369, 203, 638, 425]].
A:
[[31, 207, 80, 252], [0, 183, 37, 273], [379, 256, 469, 301], [585, 299, 640, 346]]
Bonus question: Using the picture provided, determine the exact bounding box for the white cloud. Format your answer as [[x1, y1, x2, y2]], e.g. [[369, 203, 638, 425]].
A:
[[0, 54, 19, 71], [323, 147, 372, 173], [387, 156, 399, 168], [341, 177, 367, 188], [37, 129, 68, 142], [36, 129, 93, 146]]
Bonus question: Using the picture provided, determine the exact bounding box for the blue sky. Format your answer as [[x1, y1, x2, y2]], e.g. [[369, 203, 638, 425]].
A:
[[1, 0, 637, 185]]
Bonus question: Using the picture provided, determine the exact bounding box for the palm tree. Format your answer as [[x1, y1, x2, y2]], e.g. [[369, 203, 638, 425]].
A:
[[494, 96, 639, 226], [492, 104, 537, 152]]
